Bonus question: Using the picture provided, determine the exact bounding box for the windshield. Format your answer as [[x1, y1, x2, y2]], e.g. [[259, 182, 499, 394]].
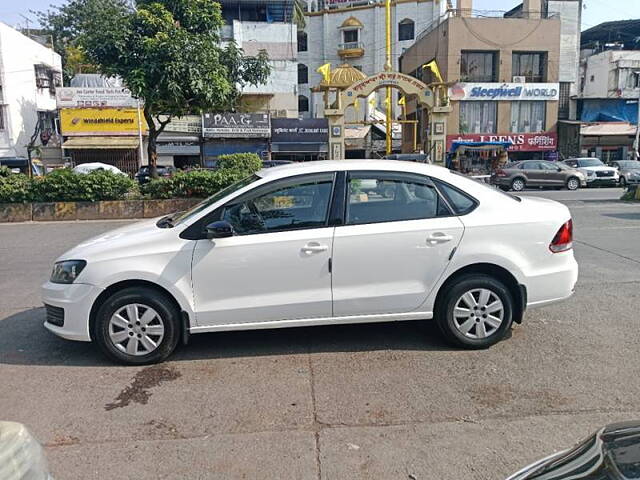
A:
[[171, 174, 259, 226], [617, 161, 640, 169], [579, 159, 604, 167]]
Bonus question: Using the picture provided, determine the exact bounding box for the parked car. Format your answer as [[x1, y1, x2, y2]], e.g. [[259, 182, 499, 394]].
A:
[[0, 421, 51, 479], [611, 160, 640, 187], [490, 160, 586, 192], [506, 420, 640, 479], [134, 165, 176, 184], [262, 160, 293, 168], [562, 158, 618, 187], [42, 160, 578, 364], [73, 162, 126, 176]]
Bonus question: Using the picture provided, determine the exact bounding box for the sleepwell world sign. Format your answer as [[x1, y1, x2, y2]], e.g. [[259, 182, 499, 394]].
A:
[[202, 113, 270, 138], [449, 83, 560, 101]]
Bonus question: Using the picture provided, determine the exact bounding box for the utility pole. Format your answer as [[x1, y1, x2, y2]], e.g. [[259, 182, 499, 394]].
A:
[[634, 71, 640, 160], [385, 0, 392, 155]]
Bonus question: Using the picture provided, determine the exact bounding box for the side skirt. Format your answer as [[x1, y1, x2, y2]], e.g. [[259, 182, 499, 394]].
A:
[[189, 311, 434, 334]]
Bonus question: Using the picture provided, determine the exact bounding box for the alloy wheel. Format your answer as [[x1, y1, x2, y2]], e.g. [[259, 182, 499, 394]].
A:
[[452, 288, 504, 339], [108, 303, 165, 356], [567, 178, 579, 190], [511, 179, 525, 191]]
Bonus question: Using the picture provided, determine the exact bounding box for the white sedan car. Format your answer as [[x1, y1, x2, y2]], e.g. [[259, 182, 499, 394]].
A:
[[42, 160, 578, 364]]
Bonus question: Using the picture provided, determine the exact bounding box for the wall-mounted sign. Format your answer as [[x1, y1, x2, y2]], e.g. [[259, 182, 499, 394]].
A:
[[60, 108, 147, 136], [202, 113, 270, 138], [157, 141, 200, 155], [449, 83, 560, 101], [56, 87, 137, 108], [446, 133, 558, 152], [271, 118, 329, 143], [156, 115, 202, 134]]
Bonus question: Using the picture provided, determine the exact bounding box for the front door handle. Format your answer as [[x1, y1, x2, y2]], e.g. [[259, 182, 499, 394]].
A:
[[426, 233, 454, 245], [301, 242, 328, 254]]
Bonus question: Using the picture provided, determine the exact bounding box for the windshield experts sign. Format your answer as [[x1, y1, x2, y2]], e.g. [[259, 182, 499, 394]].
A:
[[449, 83, 559, 101], [202, 113, 270, 138]]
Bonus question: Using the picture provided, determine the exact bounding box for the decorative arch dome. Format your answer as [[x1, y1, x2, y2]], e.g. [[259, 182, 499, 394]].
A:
[[322, 64, 367, 89], [340, 16, 363, 29]]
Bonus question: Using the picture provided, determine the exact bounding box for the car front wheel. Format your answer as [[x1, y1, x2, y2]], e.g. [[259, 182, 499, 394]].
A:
[[566, 177, 580, 191], [94, 287, 181, 365], [435, 274, 514, 349], [620, 176, 627, 187]]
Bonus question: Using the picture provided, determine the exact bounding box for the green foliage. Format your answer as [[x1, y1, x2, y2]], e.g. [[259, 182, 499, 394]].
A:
[[0, 166, 13, 178], [0, 174, 33, 203], [216, 153, 263, 174]]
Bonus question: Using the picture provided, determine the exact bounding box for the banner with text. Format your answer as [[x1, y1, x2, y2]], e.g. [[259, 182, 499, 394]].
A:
[[446, 133, 558, 152], [202, 113, 270, 138], [56, 88, 137, 108], [60, 108, 147, 136], [449, 83, 560, 101]]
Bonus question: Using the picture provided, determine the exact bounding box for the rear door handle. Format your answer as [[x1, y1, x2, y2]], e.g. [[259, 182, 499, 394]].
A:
[[301, 242, 328, 254], [426, 233, 454, 245]]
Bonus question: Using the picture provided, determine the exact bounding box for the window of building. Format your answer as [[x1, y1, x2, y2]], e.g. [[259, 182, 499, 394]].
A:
[[343, 29, 359, 44], [298, 64, 308, 84], [346, 172, 451, 225], [558, 82, 570, 120], [511, 101, 546, 132], [298, 95, 309, 112], [34, 65, 51, 89], [459, 102, 497, 134], [512, 52, 546, 82], [0, 105, 5, 131], [398, 19, 415, 41], [626, 70, 640, 89], [297, 31, 307, 52], [460, 51, 497, 82]]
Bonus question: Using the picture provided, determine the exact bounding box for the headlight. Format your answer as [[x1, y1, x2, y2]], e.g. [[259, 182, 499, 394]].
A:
[[586, 170, 595, 177], [50, 260, 87, 284]]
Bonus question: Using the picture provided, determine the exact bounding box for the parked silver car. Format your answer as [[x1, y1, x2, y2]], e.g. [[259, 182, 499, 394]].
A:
[[611, 160, 640, 187]]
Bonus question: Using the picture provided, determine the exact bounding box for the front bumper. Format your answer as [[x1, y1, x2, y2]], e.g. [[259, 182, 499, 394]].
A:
[[41, 281, 103, 342], [586, 177, 617, 186]]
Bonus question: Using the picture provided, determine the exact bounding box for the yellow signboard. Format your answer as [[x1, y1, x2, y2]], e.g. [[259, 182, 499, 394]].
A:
[[60, 108, 148, 136]]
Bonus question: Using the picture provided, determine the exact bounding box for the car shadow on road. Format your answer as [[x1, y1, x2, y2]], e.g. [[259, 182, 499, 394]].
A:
[[0, 307, 456, 367]]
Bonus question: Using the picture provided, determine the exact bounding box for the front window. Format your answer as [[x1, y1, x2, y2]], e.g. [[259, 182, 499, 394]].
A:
[[511, 101, 545, 132], [398, 19, 414, 41], [343, 29, 358, 44], [346, 172, 450, 225], [512, 52, 546, 82], [461, 51, 497, 82], [221, 173, 334, 235], [578, 159, 604, 167], [460, 101, 497, 134]]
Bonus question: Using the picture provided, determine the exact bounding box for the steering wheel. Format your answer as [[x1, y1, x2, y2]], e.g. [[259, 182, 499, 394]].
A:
[[245, 201, 266, 230]]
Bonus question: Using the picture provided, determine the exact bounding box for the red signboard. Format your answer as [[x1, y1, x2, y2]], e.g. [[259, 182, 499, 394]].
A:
[[446, 133, 558, 152]]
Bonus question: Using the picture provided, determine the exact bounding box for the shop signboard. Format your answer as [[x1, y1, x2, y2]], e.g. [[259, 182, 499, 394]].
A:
[[156, 115, 202, 134], [56, 87, 137, 108], [449, 83, 560, 101], [60, 108, 147, 136], [157, 141, 200, 155], [202, 113, 270, 138], [271, 118, 329, 144], [446, 133, 558, 152]]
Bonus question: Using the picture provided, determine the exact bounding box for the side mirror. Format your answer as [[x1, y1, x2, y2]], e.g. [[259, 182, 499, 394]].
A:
[[557, 167, 562, 172], [205, 220, 234, 239]]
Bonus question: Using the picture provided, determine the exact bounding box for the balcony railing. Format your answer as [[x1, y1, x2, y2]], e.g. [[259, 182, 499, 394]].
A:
[[338, 42, 364, 50]]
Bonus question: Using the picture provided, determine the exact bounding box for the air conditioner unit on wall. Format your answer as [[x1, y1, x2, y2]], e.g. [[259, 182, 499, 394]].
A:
[[513, 76, 526, 83]]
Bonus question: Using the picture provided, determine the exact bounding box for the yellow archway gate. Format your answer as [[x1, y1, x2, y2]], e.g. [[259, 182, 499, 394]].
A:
[[323, 71, 451, 163]]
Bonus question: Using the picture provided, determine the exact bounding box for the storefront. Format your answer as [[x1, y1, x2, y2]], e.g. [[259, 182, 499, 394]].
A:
[[202, 113, 270, 165], [446, 132, 558, 162], [155, 115, 202, 168], [579, 122, 636, 163], [270, 118, 329, 161]]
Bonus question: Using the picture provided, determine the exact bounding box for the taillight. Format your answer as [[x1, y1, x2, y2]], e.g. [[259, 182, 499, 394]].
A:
[[495, 169, 507, 177], [549, 219, 573, 253]]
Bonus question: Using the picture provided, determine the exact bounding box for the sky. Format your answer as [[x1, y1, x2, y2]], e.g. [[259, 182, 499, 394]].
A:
[[0, 0, 637, 32]]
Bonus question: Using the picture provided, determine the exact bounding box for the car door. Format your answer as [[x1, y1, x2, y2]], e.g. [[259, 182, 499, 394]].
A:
[[331, 171, 465, 317], [520, 161, 545, 186], [539, 161, 563, 186], [191, 172, 335, 327]]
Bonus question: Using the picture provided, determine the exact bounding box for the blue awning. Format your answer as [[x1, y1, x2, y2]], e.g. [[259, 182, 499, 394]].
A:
[[450, 141, 512, 153]]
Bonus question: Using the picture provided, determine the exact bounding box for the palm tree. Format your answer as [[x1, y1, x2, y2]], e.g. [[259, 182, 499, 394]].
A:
[[292, 0, 306, 30]]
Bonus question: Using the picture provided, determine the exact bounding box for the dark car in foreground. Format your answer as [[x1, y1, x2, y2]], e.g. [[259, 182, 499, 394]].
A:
[[134, 165, 176, 184], [507, 421, 640, 479], [611, 160, 640, 187], [490, 160, 586, 192]]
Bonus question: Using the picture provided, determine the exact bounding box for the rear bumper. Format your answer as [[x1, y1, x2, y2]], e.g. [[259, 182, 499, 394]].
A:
[[524, 253, 578, 309], [41, 281, 102, 342]]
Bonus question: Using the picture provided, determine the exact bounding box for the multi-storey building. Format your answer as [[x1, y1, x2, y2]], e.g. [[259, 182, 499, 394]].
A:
[[400, 0, 578, 160], [0, 22, 62, 163], [298, 0, 446, 119]]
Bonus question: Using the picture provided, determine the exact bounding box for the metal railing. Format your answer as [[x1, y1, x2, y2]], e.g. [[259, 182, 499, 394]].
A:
[[338, 41, 364, 50]]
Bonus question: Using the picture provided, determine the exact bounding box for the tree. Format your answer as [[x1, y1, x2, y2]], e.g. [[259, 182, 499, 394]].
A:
[[36, 0, 271, 173], [292, 0, 306, 30]]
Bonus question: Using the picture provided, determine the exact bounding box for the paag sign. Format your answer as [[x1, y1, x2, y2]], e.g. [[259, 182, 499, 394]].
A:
[[271, 118, 329, 143], [446, 133, 558, 152], [202, 113, 270, 138], [56, 87, 137, 108], [60, 108, 147, 136], [449, 83, 560, 101]]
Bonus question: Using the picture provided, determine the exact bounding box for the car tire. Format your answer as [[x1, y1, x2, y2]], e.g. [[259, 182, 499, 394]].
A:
[[94, 287, 181, 365], [510, 177, 526, 192], [566, 177, 580, 191], [620, 176, 626, 187], [434, 274, 514, 349]]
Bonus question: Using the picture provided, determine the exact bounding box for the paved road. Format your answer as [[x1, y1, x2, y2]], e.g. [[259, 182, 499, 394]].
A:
[[0, 188, 639, 480]]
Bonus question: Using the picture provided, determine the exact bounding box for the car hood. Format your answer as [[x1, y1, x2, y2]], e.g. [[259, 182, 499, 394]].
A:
[[580, 165, 616, 172]]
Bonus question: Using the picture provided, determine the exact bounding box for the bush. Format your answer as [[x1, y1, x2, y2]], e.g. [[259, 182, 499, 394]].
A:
[[0, 173, 33, 203], [216, 153, 262, 174], [141, 168, 247, 199], [30, 169, 136, 202], [0, 166, 13, 178]]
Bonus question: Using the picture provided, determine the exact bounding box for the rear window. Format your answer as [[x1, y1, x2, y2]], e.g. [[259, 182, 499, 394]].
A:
[[433, 179, 478, 215]]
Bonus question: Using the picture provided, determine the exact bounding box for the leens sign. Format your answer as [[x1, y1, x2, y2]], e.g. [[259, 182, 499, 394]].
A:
[[449, 83, 560, 101], [446, 133, 558, 152]]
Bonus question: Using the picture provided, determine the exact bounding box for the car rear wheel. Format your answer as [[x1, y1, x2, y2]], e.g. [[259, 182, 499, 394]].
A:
[[435, 274, 514, 349], [620, 176, 627, 187], [566, 177, 580, 191], [94, 287, 180, 365], [511, 177, 526, 192]]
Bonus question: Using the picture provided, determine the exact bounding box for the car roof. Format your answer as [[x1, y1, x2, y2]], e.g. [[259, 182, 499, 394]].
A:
[[257, 159, 446, 179]]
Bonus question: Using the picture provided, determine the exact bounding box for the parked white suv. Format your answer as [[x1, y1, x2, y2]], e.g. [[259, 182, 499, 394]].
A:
[[42, 160, 578, 364], [563, 158, 618, 187]]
